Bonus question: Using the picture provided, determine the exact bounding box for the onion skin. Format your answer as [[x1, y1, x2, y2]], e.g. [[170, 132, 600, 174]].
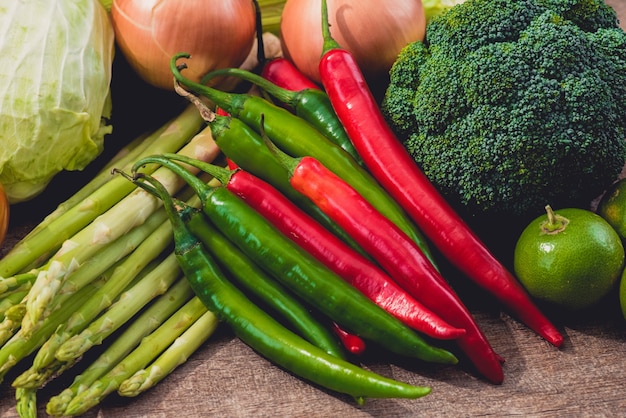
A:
[[111, 0, 257, 90], [280, 0, 426, 85]]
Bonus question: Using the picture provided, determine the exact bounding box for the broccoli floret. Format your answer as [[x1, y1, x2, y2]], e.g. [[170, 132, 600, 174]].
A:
[[382, 0, 626, 218], [538, 0, 620, 31]]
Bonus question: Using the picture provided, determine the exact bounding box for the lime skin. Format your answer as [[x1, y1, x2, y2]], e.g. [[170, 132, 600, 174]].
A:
[[598, 178, 626, 241], [514, 206, 625, 311]]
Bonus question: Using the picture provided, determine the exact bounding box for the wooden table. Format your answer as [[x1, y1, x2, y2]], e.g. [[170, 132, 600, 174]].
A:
[[2, 2, 626, 416]]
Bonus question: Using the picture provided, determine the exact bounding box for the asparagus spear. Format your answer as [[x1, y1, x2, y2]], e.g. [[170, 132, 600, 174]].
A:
[[15, 387, 37, 418], [10, 261, 158, 392], [20, 126, 219, 330], [12, 257, 179, 411], [62, 296, 209, 416], [45, 278, 194, 416], [0, 275, 106, 384], [28, 217, 174, 372], [55, 252, 182, 363], [0, 272, 35, 298], [23, 126, 163, 241], [118, 309, 218, 397], [0, 302, 25, 346], [0, 105, 203, 278], [20, 207, 169, 336], [0, 289, 28, 322], [12, 247, 181, 394]]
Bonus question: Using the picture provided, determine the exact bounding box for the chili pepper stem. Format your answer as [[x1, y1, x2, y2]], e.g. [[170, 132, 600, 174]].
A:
[[256, 114, 301, 172], [321, 0, 341, 53], [202, 67, 298, 108], [173, 58, 247, 118]]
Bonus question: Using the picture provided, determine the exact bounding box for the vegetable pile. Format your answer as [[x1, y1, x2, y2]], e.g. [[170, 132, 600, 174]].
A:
[[382, 0, 626, 219], [1, 0, 625, 416]]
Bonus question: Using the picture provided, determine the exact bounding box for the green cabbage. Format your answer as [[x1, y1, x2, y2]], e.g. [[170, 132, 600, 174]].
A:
[[422, 0, 467, 21], [0, 0, 114, 202]]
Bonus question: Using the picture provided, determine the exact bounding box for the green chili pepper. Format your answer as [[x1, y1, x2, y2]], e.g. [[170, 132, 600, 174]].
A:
[[124, 172, 432, 402], [195, 109, 369, 259], [179, 203, 346, 359], [172, 53, 437, 268], [201, 66, 364, 166], [132, 155, 458, 366]]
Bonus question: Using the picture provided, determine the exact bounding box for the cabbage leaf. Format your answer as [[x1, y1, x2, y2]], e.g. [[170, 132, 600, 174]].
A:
[[0, 0, 114, 202], [422, 0, 467, 21]]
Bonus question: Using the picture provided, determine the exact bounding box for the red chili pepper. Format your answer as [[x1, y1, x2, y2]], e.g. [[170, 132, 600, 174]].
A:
[[332, 322, 366, 356], [163, 155, 465, 341], [216, 107, 230, 117], [226, 158, 239, 171], [317, 0, 563, 349], [261, 57, 320, 92], [251, 0, 319, 93], [282, 153, 504, 384]]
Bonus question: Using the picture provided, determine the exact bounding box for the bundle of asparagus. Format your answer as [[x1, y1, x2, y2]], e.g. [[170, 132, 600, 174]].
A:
[[0, 106, 224, 417]]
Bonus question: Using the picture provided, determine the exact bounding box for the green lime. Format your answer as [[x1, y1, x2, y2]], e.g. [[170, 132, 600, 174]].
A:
[[513, 205, 625, 311], [620, 269, 626, 320], [597, 178, 626, 240]]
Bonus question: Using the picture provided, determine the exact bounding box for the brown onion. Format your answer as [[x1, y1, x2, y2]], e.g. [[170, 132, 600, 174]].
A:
[[280, 0, 426, 86], [111, 0, 257, 90]]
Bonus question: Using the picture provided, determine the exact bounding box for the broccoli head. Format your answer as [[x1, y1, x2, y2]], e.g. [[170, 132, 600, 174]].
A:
[[382, 0, 626, 219]]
